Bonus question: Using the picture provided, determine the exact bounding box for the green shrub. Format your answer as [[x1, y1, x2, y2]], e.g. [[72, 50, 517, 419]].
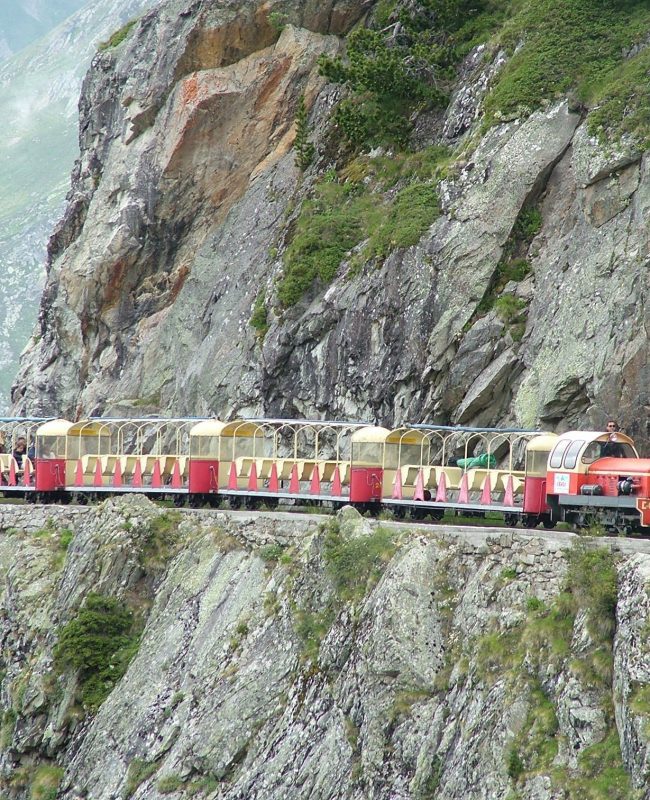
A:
[[294, 95, 315, 171], [250, 291, 269, 338], [278, 181, 379, 307], [507, 747, 524, 780], [258, 543, 286, 563], [293, 607, 337, 662], [124, 759, 159, 798], [322, 522, 397, 604], [587, 47, 650, 150], [279, 145, 449, 305], [365, 182, 440, 259], [58, 528, 74, 551], [53, 594, 141, 711], [485, 0, 650, 130], [1, 708, 17, 749], [157, 774, 185, 794], [513, 207, 542, 241], [30, 766, 64, 800], [526, 596, 544, 613], [98, 19, 137, 51], [494, 294, 527, 325], [141, 512, 182, 570], [268, 10, 289, 32], [565, 543, 617, 637], [320, 1, 506, 149]]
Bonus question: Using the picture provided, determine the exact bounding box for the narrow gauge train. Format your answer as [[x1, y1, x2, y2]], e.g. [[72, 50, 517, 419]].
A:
[[0, 417, 648, 534]]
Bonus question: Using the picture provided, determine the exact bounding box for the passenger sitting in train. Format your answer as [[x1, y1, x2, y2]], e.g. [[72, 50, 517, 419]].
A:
[[12, 437, 27, 469], [600, 420, 626, 458]]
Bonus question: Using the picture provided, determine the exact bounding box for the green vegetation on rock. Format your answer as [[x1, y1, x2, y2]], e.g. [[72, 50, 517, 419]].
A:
[[98, 19, 137, 51], [141, 511, 183, 571], [319, 0, 507, 149], [53, 594, 142, 711], [294, 95, 315, 171], [292, 518, 398, 660], [484, 0, 650, 148], [471, 542, 630, 795], [587, 47, 650, 150], [124, 758, 159, 798], [250, 290, 270, 338], [30, 765, 64, 800], [279, 147, 447, 306]]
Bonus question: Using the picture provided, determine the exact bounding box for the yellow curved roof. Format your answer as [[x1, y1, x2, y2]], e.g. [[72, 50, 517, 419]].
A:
[[189, 419, 227, 437], [351, 426, 391, 443], [527, 433, 559, 452], [190, 419, 267, 438], [36, 419, 75, 436], [68, 420, 113, 436], [385, 428, 427, 445]]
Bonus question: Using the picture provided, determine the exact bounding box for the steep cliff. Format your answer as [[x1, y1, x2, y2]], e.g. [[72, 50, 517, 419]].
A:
[[1, 498, 650, 799], [11, 0, 649, 449]]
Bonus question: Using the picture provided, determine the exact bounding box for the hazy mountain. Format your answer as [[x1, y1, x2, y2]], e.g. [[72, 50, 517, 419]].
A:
[[0, 1, 88, 60], [0, 0, 160, 410]]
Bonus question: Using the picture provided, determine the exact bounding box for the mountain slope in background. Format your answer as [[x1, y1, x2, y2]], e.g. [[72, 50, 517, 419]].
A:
[[0, 0, 160, 411], [0, 0, 86, 60]]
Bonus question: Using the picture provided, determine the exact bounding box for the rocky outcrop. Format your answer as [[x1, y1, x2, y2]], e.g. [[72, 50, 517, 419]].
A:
[[1, 498, 650, 799], [11, 0, 649, 450]]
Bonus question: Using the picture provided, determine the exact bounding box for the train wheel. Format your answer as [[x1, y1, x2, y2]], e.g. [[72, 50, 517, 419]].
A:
[[173, 495, 186, 508], [76, 494, 89, 505], [229, 496, 242, 510], [394, 506, 406, 520]]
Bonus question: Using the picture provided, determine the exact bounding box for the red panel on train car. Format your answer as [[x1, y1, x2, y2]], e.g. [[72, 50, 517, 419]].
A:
[[350, 467, 383, 502], [588, 457, 650, 497], [523, 477, 547, 513], [637, 499, 650, 527], [188, 460, 219, 493], [35, 458, 65, 491], [546, 472, 587, 495]]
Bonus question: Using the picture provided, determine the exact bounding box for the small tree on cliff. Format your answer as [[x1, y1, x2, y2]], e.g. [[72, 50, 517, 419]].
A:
[[294, 95, 315, 171]]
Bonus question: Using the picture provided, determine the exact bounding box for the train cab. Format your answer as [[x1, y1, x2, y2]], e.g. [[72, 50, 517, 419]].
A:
[[188, 419, 226, 494], [34, 419, 74, 492], [546, 431, 637, 497], [522, 433, 558, 525], [544, 431, 648, 530], [350, 426, 389, 503]]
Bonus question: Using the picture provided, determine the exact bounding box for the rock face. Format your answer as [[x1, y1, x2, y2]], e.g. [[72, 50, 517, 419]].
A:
[[1, 498, 650, 799], [10, 0, 649, 451]]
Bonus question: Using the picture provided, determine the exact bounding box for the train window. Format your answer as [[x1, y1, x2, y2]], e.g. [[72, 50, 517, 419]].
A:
[[549, 440, 570, 469], [190, 436, 219, 458], [563, 440, 584, 469], [582, 442, 602, 464], [525, 450, 549, 476], [352, 441, 382, 465], [36, 435, 67, 458]]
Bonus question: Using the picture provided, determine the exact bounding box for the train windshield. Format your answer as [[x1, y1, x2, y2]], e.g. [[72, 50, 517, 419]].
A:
[[525, 450, 548, 476], [36, 435, 67, 458]]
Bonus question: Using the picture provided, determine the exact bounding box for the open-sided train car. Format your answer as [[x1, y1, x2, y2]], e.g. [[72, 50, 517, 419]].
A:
[[0, 416, 648, 534]]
